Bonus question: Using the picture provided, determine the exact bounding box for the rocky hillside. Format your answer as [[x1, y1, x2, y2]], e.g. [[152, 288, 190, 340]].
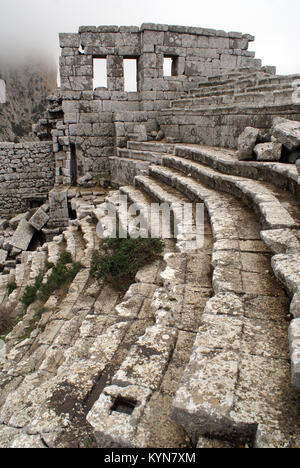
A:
[[0, 57, 57, 142]]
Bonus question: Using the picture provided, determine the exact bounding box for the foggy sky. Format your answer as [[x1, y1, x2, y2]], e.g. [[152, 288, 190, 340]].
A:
[[0, 0, 299, 78]]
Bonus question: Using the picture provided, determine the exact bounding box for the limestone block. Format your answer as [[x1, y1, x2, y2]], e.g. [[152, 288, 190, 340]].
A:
[[11, 219, 35, 251], [290, 292, 300, 319], [170, 347, 254, 445], [289, 319, 300, 388], [289, 318, 300, 354], [237, 127, 260, 160], [272, 117, 300, 151], [260, 229, 300, 254], [254, 142, 282, 161], [29, 208, 50, 231], [296, 158, 300, 174], [87, 385, 152, 448], [271, 253, 300, 296], [49, 189, 69, 220], [0, 249, 8, 267], [59, 33, 80, 48]]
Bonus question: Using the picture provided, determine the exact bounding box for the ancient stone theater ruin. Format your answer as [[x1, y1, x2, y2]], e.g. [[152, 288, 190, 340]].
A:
[[0, 23, 300, 448]]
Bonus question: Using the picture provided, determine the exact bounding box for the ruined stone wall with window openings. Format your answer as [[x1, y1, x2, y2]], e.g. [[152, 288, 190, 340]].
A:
[[57, 24, 259, 182]]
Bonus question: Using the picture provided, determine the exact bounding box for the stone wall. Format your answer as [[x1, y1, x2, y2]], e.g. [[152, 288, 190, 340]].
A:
[[0, 142, 55, 216], [57, 24, 261, 180]]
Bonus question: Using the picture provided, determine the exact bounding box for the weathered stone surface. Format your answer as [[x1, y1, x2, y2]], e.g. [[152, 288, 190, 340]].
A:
[[0, 249, 8, 266], [271, 253, 300, 296], [237, 127, 260, 160], [29, 208, 50, 231], [290, 292, 300, 319], [260, 229, 300, 254], [49, 189, 69, 220], [87, 385, 152, 448], [272, 117, 300, 151], [254, 142, 282, 161], [11, 218, 35, 251]]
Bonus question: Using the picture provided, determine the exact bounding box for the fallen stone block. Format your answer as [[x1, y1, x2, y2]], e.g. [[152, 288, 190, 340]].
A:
[[0, 249, 8, 267], [296, 159, 300, 175], [9, 212, 29, 229], [29, 208, 50, 231], [11, 218, 35, 251], [272, 117, 300, 151], [237, 127, 260, 160], [254, 142, 282, 162]]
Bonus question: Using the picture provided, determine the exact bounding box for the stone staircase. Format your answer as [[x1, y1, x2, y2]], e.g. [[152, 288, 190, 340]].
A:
[[98, 139, 300, 448], [157, 68, 300, 148], [1, 140, 300, 447]]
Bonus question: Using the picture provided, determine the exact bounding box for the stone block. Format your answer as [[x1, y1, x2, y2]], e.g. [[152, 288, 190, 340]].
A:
[[59, 33, 79, 48], [254, 142, 282, 161], [237, 127, 260, 160], [11, 219, 35, 251], [0, 249, 8, 267], [272, 117, 300, 151], [28, 208, 50, 231]]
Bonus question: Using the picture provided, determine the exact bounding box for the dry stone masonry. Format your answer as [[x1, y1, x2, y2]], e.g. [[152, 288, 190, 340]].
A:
[[0, 23, 300, 449]]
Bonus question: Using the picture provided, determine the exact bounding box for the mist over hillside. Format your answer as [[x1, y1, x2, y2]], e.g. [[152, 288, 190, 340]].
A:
[[0, 56, 57, 142]]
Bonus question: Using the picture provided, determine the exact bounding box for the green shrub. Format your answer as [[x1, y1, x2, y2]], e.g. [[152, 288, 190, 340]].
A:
[[20, 251, 82, 307], [90, 237, 164, 291], [7, 281, 17, 296], [37, 254, 82, 303], [21, 285, 38, 309]]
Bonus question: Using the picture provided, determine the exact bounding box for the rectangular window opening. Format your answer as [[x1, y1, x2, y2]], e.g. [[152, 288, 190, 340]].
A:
[[93, 58, 107, 90], [164, 56, 179, 77], [124, 58, 138, 92]]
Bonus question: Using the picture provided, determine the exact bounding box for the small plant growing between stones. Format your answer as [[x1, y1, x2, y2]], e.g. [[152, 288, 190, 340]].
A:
[[19, 307, 48, 342], [7, 281, 17, 296], [20, 251, 82, 309], [90, 237, 164, 292]]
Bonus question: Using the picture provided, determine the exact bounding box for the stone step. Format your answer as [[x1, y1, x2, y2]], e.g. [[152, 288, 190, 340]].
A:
[[195, 70, 270, 89], [173, 87, 296, 109], [174, 145, 300, 198], [87, 205, 214, 447], [187, 74, 299, 98], [134, 165, 299, 446], [110, 156, 150, 186], [0, 199, 173, 447], [127, 141, 175, 154], [117, 148, 162, 164], [158, 155, 300, 230], [157, 102, 300, 149], [63, 225, 86, 263]]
